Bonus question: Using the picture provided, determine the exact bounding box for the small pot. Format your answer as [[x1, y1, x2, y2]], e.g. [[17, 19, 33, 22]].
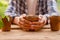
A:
[[2, 16, 11, 32]]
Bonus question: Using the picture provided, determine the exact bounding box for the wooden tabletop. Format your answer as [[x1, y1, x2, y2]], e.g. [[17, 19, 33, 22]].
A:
[[0, 25, 60, 40], [11, 24, 51, 29]]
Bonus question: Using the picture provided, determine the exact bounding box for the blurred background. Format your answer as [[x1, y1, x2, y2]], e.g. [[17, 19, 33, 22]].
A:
[[0, 0, 60, 28]]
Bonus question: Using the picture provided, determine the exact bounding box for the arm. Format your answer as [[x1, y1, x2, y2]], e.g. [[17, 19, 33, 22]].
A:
[[5, 0, 27, 25], [39, 0, 58, 24], [5, 0, 18, 24], [5, 0, 17, 17], [44, 0, 58, 18]]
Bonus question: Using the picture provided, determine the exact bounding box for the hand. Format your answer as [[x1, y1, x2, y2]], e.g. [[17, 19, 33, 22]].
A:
[[31, 15, 47, 29], [19, 14, 33, 29], [39, 15, 47, 25], [13, 14, 27, 25], [19, 18, 32, 29], [30, 24, 43, 30], [30, 21, 45, 30]]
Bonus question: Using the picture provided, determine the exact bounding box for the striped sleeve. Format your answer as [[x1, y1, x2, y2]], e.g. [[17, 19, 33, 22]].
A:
[[5, 0, 17, 17], [43, 0, 58, 18]]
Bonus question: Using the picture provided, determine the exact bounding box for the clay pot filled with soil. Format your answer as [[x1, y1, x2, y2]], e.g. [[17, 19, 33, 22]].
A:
[[50, 16, 60, 31], [23, 16, 39, 22], [2, 16, 11, 32], [20, 15, 42, 31]]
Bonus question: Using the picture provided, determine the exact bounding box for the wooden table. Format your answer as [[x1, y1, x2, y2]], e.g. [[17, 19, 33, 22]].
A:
[[11, 24, 51, 30], [0, 25, 60, 40]]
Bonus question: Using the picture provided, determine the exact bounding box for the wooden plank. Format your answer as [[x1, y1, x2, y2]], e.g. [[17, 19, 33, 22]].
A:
[[11, 24, 50, 30], [0, 29, 60, 40]]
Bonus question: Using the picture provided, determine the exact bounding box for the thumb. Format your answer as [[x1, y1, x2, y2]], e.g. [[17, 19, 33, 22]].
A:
[[42, 15, 47, 24], [20, 14, 26, 19]]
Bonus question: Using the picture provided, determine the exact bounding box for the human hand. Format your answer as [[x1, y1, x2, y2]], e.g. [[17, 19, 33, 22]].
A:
[[13, 14, 27, 25], [30, 15, 47, 30], [39, 15, 47, 25]]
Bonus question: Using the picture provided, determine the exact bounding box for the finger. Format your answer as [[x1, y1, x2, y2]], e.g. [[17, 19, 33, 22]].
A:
[[18, 23, 24, 29], [39, 17, 45, 24], [39, 15, 43, 20], [19, 21, 31, 27], [20, 18, 32, 24], [42, 15, 47, 24], [19, 14, 26, 19], [19, 19, 25, 26], [19, 21, 24, 25], [42, 20, 46, 24], [30, 25, 42, 30], [20, 18, 25, 22], [19, 21, 28, 29], [39, 22, 45, 28], [19, 22, 31, 30], [32, 22, 42, 25]]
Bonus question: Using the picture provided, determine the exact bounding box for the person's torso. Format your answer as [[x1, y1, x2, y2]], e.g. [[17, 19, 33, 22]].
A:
[[13, 0, 48, 15]]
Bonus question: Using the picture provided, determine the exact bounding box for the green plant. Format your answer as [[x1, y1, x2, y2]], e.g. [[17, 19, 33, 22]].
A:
[[57, 0, 60, 11], [0, 19, 4, 28], [0, 0, 8, 28]]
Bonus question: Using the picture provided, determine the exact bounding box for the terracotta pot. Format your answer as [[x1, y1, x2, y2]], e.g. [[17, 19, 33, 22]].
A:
[[2, 16, 11, 32], [20, 16, 42, 31], [50, 16, 60, 31], [23, 16, 39, 22]]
